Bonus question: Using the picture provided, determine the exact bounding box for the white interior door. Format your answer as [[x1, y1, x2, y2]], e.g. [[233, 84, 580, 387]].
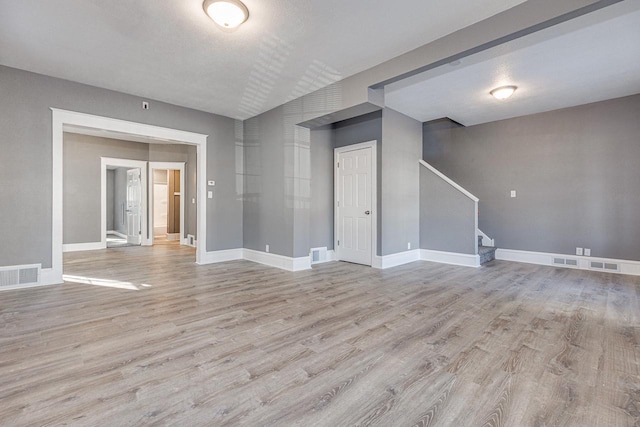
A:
[[336, 146, 372, 265], [126, 168, 142, 245]]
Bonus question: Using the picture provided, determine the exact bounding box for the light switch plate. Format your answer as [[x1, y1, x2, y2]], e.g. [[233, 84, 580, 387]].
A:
[[510, 190, 517, 198]]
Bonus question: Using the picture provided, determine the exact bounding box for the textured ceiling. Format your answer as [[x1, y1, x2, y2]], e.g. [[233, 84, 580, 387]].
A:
[[0, 0, 526, 120], [384, 1, 640, 126]]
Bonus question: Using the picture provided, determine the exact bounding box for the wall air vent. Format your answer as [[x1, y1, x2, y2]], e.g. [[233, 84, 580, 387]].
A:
[[0, 264, 41, 289], [310, 247, 328, 264]]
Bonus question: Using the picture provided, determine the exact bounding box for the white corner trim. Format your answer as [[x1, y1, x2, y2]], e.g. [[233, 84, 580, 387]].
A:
[[419, 159, 479, 202], [421, 249, 481, 268], [477, 229, 495, 247], [372, 249, 421, 269], [63, 242, 106, 253], [40, 268, 63, 286], [243, 249, 312, 272], [197, 248, 244, 265], [495, 248, 640, 276]]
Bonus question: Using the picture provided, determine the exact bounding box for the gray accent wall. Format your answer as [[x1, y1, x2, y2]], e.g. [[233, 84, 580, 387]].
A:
[[63, 133, 148, 244], [0, 65, 240, 269], [310, 126, 334, 251], [420, 167, 477, 254], [381, 109, 422, 256], [423, 94, 640, 261]]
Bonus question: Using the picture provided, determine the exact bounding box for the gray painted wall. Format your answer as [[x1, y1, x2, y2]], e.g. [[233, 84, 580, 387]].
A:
[[106, 170, 115, 231], [243, 105, 291, 257], [0, 65, 241, 269], [423, 94, 640, 261], [419, 166, 477, 254], [310, 126, 334, 251], [381, 108, 422, 256], [63, 133, 148, 244]]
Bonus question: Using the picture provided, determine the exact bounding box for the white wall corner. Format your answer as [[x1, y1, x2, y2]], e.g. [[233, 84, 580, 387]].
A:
[[40, 268, 63, 286], [421, 249, 481, 268]]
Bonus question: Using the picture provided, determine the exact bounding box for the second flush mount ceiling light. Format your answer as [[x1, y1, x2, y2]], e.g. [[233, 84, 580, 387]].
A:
[[203, 0, 249, 31]]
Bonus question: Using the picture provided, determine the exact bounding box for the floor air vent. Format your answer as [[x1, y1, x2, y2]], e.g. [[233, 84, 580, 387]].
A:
[[0, 264, 41, 289], [553, 257, 578, 267], [590, 261, 619, 272]]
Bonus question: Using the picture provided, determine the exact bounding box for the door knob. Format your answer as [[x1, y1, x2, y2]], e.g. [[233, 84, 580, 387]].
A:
[[365, 211, 370, 215]]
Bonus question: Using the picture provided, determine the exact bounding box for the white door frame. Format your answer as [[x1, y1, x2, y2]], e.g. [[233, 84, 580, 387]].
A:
[[148, 162, 186, 246], [334, 140, 377, 266], [51, 108, 208, 284], [101, 157, 149, 248]]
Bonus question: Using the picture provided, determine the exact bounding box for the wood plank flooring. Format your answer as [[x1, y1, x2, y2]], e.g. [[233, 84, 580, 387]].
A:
[[1, 245, 639, 426]]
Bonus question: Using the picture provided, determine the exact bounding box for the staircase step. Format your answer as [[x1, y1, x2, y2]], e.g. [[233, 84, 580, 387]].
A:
[[478, 246, 497, 265]]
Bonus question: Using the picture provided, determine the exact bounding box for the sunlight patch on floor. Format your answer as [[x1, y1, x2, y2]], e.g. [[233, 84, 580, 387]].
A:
[[62, 275, 152, 291]]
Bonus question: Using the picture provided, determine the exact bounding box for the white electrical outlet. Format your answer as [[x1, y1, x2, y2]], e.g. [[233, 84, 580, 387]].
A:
[[576, 247, 583, 256], [408, 242, 411, 250], [208, 180, 216, 186], [266, 244, 270, 253], [584, 248, 591, 256], [142, 101, 149, 110]]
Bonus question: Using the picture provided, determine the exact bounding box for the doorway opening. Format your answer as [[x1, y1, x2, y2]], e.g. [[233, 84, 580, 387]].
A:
[[51, 109, 208, 285], [149, 162, 186, 246], [103, 158, 148, 248]]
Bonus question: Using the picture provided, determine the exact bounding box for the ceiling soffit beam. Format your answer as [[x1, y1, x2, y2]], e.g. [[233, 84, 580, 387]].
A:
[[370, 0, 624, 90]]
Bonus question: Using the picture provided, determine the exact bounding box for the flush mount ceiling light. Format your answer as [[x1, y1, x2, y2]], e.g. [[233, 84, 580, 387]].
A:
[[203, 0, 249, 30], [490, 85, 518, 100]]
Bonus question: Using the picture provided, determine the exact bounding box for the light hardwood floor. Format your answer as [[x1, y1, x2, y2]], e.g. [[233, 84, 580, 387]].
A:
[[1, 245, 639, 426]]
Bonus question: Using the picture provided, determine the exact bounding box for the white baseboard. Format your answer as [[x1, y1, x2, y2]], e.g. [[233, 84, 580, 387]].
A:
[[166, 233, 180, 241], [197, 248, 243, 265], [243, 249, 312, 272], [421, 249, 481, 268], [372, 249, 421, 269], [108, 230, 127, 239], [496, 248, 640, 276], [63, 242, 105, 253], [327, 250, 336, 262], [197, 248, 312, 272]]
